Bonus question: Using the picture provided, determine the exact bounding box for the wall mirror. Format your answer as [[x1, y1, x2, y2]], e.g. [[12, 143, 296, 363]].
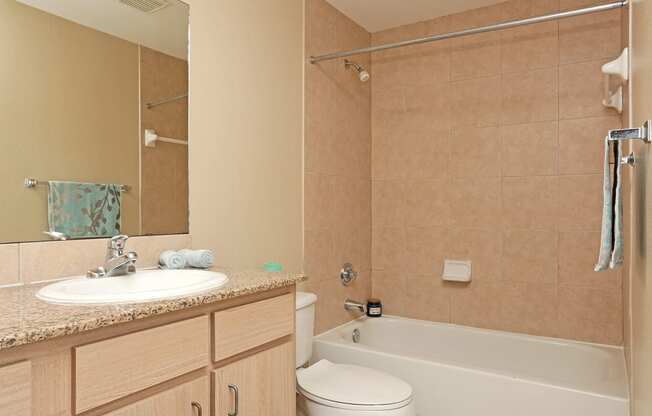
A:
[[0, 0, 189, 244]]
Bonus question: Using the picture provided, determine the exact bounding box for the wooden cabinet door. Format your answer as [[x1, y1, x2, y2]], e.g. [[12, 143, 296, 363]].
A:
[[105, 376, 209, 416], [214, 342, 295, 416], [0, 361, 31, 416]]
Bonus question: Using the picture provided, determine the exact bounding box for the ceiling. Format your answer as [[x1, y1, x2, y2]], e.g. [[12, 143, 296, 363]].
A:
[[16, 0, 189, 60], [325, 0, 506, 32]]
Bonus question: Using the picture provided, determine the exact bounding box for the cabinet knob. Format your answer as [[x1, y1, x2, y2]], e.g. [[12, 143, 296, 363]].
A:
[[228, 384, 239, 416], [191, 401, 203, 416]]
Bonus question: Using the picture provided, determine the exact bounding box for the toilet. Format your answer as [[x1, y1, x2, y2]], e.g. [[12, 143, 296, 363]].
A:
[[295, 292, 416, 416]]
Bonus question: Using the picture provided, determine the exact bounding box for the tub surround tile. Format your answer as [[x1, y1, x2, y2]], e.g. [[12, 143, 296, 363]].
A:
[[502, 229, 558, 284], [0, 244, 20, 286], [0, 269, 307, 351], [502, 176, 559, 230], [559, 59, 620, 120], [450, 126, 502, 178], [501, 68, 558, 125], [558, 231, 621, 289], [558, 9, 622, 64], [501, 122, 558, 177], [557, 284, 623, 345], [342, 0, 623, 345], [558, 116, 621, 175], [558, 175, 603, 231]]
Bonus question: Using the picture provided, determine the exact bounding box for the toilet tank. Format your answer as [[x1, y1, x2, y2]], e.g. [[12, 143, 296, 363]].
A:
[[295, 292, 318, 368]]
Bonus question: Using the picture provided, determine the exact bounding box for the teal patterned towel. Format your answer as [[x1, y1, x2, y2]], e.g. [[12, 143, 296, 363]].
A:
[[47, 181, 122, 239]]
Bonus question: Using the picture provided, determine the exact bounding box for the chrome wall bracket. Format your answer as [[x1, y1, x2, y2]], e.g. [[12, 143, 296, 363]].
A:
[[608, 120, 652, 143]]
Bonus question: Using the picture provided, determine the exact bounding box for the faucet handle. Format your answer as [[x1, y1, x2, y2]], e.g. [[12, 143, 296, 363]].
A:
[[108, 235, 129, 251]]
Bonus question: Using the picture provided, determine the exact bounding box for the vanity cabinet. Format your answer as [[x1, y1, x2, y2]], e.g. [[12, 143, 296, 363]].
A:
[[0, 287, 296, 416], [104, 376, 209, 416], [214, 341, 295, 416]]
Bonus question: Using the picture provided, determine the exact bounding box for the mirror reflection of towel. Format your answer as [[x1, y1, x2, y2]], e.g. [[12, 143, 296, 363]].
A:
[[47, 181, 122, 239]]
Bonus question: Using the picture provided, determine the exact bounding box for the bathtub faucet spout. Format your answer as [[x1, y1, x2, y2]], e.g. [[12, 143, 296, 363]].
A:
[[344, 299, 366, 313]]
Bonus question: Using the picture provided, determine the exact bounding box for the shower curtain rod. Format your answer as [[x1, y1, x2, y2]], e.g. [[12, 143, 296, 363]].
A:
[[309, 0, 627, 64]]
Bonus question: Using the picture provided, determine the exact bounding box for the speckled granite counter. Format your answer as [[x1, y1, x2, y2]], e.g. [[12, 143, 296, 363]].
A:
[[0, 269, 306, 351]]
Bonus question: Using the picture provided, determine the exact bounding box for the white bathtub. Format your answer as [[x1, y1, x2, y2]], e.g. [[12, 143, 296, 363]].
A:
[[312, 316, 629, 416]]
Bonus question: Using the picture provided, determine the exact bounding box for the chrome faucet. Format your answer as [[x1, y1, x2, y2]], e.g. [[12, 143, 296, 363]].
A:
[[344, 299, 366, 313], [87, 235, 138, 278]]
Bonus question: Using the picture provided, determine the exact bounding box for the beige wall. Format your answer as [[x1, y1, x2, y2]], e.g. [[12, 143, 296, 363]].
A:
[[186, 0, 304, 272], [140, 47, 189, 236], [0, 0, 140, 243], [302, 0, 372, 334], [627, 0, 652, 413], [371, 0, 624, 344]]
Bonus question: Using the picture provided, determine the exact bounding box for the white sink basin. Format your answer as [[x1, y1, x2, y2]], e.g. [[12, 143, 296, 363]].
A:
[[36, 269, 229, 305]]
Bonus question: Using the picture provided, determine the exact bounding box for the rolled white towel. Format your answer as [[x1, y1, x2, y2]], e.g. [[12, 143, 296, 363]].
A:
[[159, 250, 186, 269], [179, 249, 214, 269]]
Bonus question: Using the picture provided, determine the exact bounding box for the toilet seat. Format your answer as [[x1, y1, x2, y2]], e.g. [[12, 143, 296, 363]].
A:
[[297, 360, 413, 411]]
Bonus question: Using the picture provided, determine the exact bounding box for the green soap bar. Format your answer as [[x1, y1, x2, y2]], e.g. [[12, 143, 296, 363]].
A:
[[263, 262, 283, 272]]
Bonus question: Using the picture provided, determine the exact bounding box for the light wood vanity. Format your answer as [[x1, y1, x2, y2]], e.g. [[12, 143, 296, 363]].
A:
[[0, 286, 297, 416]]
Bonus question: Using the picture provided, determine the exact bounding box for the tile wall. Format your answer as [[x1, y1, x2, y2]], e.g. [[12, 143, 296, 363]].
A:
[[370, 0, 625, 344], [303, 0, 373, 334]]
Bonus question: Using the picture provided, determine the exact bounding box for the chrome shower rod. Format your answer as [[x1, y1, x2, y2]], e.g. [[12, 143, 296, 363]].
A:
[[309, 0, 627, 64]]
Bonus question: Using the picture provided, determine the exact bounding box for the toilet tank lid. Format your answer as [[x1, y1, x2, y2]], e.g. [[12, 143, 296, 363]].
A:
[[296, 292, 318, 310]]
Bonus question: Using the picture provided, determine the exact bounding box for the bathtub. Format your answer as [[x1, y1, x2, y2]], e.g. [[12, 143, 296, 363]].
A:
[[312, 316, 629, 416]]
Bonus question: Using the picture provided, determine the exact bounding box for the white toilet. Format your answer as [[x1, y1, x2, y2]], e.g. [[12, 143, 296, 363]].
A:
[[295, 292, 416, 416]]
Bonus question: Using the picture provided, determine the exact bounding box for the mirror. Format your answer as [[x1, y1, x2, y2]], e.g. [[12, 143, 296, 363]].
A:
[[0, 0, 189, 243]]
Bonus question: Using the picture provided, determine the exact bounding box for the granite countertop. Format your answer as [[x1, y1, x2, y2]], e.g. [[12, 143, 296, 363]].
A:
[[0, 269, 306, 351]]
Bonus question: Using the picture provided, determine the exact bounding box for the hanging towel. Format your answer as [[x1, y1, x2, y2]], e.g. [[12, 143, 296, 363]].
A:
[[159, 250, 187, 269], [595, 139, 623, 271], [48, 181, 122, 239], [179, 249, 214, 269]]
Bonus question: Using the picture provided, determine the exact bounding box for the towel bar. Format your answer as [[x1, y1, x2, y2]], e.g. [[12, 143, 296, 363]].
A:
[[24, 178, 130, 192], [607, 120, 652, 143]]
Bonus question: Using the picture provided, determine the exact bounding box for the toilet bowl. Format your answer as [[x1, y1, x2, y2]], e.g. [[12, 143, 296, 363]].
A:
[[295, 292, 416, 416]]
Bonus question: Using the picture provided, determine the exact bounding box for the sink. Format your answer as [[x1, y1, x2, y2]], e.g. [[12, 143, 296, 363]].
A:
[[36, 269, 229, 305]]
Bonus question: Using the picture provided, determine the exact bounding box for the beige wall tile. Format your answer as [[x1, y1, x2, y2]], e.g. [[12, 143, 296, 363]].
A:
[[445, 228, 502, 281], [501, 68, 558, 125], [503, 176, 559, 230], [20, 238, 107, 283], [501, 21, 559, 74], [451, 32, 501, 80], [130, 234, 191, 268], [558, 116, 621, 174], [502, 121, 558, 176], [372, 227, 406, 271], [451, 76, 501, 128], [372, 180, 406, 228], [404, 180, 450, 227], [304, 173, 335, 231], [500, 281, 558, 336], [557, 285, 623, 344], [304, 229, 335, 283], [502, 229, 558, 284], [558, 231, 621, 289], [0, 244, 20, 286], [558, 9, 622, 64], [450, 281, 504, 330], [405, 226, 449, 275], [404, 276, 451, 322], [450, 126, 502, 178], [449, 178, 502, 229], [558, 174, 602, 230], [372, 271, 407, 315], [559, 59, 620, 119]]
